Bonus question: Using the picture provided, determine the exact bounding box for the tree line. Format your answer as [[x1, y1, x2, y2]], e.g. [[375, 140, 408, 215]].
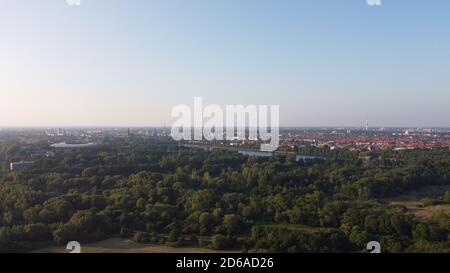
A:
[[0, 138, 449, 252]]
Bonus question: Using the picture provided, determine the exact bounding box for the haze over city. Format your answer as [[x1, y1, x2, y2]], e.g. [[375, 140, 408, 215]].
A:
[[1, 0, 449, 127]]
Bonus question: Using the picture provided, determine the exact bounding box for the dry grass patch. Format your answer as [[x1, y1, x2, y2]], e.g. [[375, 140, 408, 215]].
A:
[[381, 185, 450, 220], [31, 237, 238, 253]]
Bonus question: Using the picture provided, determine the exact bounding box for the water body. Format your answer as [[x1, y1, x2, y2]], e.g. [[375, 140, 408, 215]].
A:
[[295, 155, 326, 162], [51, 142, 96, 148], [238, 150, 273, 157], [237, 149, 326, 162]]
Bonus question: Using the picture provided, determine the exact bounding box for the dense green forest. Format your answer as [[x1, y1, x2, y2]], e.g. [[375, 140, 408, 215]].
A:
[[0, 137, 449, 252]]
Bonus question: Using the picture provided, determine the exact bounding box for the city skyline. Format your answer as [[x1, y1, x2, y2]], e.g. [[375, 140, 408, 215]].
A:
[[1, 0, 449, 127]]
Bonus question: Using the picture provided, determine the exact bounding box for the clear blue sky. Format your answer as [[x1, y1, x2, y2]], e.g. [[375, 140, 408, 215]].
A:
[[1, 0, 449, 127]]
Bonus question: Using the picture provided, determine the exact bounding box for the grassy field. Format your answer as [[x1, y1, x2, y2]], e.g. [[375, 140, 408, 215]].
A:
[[31, 237, 238, 253], [382, 185, 450, 219]]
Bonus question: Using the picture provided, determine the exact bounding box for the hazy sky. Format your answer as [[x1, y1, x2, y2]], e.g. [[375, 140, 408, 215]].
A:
[[0, 0, 449, 127]]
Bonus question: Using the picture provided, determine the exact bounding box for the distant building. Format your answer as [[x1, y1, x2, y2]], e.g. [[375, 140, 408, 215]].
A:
[[10, 161, 34, 171], [57, 128, 65, 136]]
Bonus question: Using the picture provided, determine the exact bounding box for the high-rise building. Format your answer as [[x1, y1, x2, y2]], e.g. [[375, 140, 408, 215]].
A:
[[57, 128, 65, 136]]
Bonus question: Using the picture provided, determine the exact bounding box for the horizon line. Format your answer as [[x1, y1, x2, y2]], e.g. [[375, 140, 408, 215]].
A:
[[1, 125, 449, 129]]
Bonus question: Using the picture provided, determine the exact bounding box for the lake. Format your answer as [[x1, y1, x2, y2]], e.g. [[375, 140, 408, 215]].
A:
[[295, 155, 326, 162], [237, 149, 326, 162], [238, 150, 273, 157], [50, 142, 97, 148]]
